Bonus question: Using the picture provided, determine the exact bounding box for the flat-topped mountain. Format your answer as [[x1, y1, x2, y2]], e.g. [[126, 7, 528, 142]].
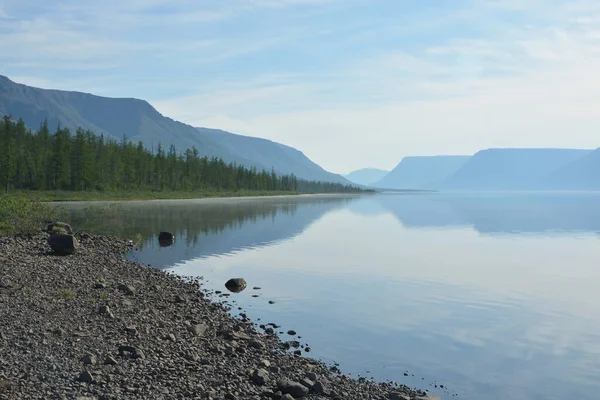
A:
[[0, 75, 350, 184], [374, 156, 470, 189], [435, 148, 592, 190]]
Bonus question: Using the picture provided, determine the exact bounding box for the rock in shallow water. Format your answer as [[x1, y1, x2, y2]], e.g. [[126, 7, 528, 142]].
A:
[[225, 278, 247, 293]]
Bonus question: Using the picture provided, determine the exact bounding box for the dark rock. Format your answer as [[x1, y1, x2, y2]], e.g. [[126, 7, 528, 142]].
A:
[[390, 393, 411, 400], [48, 233, 79, 255], [281, 395, 295, 400], [158, 231, 173, 241], [225, 278, 247, 293], [117, 283, 135, 296], [251, 368, 269, 385], [277, 379, 309, 398], [312, 381, 327, 394], [104, 356, 118, 365], [287, 330, 297, 335], [299, 378, 314, 389], [249, 339, 265, 350], [46, 222, 73, 234], [118, 345, 145, 359], [98, 305, 115, 319], [81, 354, 97, 365], [76, 370, 94, 383], [93, 282, 107, 289]]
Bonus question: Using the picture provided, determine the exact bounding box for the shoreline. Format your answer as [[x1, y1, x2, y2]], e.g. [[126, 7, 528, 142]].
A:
[[50, 193, 367, 206], [0, 231, 433, 400]]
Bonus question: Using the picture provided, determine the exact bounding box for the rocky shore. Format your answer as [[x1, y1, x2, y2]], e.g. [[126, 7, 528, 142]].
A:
[[0, 232, 433, 400]]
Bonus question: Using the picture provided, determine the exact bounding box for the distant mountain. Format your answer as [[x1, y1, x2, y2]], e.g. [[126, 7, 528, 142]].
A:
[[0, 75, 350, 184], [543, 148, 600, 190], [436, 148, 592, 190], [374, 156, 470, 189], [345, 168, 390, 186]]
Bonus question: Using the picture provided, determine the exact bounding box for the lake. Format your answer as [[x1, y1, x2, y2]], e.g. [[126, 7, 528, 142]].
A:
[[62, 192, 600, 400]]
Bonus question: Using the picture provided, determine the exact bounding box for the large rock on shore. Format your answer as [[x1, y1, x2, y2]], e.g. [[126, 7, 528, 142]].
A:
[[47, 233, 79, 255]]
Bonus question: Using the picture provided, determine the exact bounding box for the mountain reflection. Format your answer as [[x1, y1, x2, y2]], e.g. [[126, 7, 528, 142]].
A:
[[353, 192, 600, 235]]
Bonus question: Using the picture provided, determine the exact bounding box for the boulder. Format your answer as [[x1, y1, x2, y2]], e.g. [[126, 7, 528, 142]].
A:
[[158, 231, 174, 246], [46, 222, 73, 234], [277, 379, 309, 398], [225, 278, 247, 293], [48, 233, 79, 255]]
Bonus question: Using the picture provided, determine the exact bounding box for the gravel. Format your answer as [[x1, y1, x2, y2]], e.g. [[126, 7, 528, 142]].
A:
[[0, 232, 432, 400]]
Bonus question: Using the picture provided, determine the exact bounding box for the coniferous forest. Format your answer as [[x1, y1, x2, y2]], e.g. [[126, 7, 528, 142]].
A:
[[0, 116, 365, 194]]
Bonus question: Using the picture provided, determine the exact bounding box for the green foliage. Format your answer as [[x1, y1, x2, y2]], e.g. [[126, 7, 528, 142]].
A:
[[0, 196, 65, 234], [0, 116, 367, 195], [58, 287, 77, 300]]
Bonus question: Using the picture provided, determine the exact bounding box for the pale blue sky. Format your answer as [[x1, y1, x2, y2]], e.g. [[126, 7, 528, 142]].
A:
[[2, 0, 600, 173]]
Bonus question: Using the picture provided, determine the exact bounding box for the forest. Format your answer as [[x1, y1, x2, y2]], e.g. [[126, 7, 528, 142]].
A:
[[0, 116, 365, 194]]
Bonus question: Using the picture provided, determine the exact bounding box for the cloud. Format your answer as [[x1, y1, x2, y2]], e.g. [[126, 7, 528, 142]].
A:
[[4, 0, 600, 173]]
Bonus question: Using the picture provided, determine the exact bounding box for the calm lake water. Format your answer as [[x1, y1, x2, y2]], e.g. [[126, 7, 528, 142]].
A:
[[63, 192, 600, 400]]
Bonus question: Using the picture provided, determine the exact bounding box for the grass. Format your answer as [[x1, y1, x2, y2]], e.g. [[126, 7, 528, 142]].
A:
[[4, 190, 301, 202], [57, 287, 77, 300], [0, 196, 66, 235]]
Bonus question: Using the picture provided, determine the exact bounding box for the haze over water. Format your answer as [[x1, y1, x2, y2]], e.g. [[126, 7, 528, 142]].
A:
[[64, 192, 600, 400]]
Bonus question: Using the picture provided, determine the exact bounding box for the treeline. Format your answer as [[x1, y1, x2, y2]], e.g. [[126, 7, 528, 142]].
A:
[[0, 116, 364, 194]]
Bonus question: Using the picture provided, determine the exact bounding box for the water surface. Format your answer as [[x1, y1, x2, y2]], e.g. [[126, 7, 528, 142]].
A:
[[63, 192, 600, 400]]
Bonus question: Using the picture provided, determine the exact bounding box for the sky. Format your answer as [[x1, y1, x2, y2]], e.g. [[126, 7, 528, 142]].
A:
[[2, 0, 600, 174]]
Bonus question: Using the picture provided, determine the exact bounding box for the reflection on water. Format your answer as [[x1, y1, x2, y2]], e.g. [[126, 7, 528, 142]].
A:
[[63, 192, 600, 400]]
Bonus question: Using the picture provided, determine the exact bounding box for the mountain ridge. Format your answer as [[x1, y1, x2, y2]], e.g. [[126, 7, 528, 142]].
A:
[[0, 74, 351, 184], [435, 148, 592, 190]]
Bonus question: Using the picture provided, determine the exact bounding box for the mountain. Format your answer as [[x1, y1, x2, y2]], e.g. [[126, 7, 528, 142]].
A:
[[0, 75, 350, 184], [543, 148, 600, 190], [345, 168, 390, 186], [374, 156, 470, 189], [435, 148, 592, 190]]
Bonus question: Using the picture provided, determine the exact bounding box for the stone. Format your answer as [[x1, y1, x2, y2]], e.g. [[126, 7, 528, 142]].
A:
[[81, 354, 97, 365], [104, 356, 118, 365], [249, 339, 265, 350], [312, 381, 327, 395], [93, 282, 107, 289], [158, 232, 174, 247], [299, 378, 314, 389], [306, 372, 317, 382], [117, 283, 135, 296], [158, 231, 174, 241], [189, 323, 208, 337], [48, 233, 79, 255], [277, 379, 309, 398], [281, 395, 295, 400], [76, 370, 94, 383], [287, 330, 297, 335], [225, 278, 247, 293], [118, 345, 145, 359], [98, 305, 115, 319], [251, 368, 269, 385]]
